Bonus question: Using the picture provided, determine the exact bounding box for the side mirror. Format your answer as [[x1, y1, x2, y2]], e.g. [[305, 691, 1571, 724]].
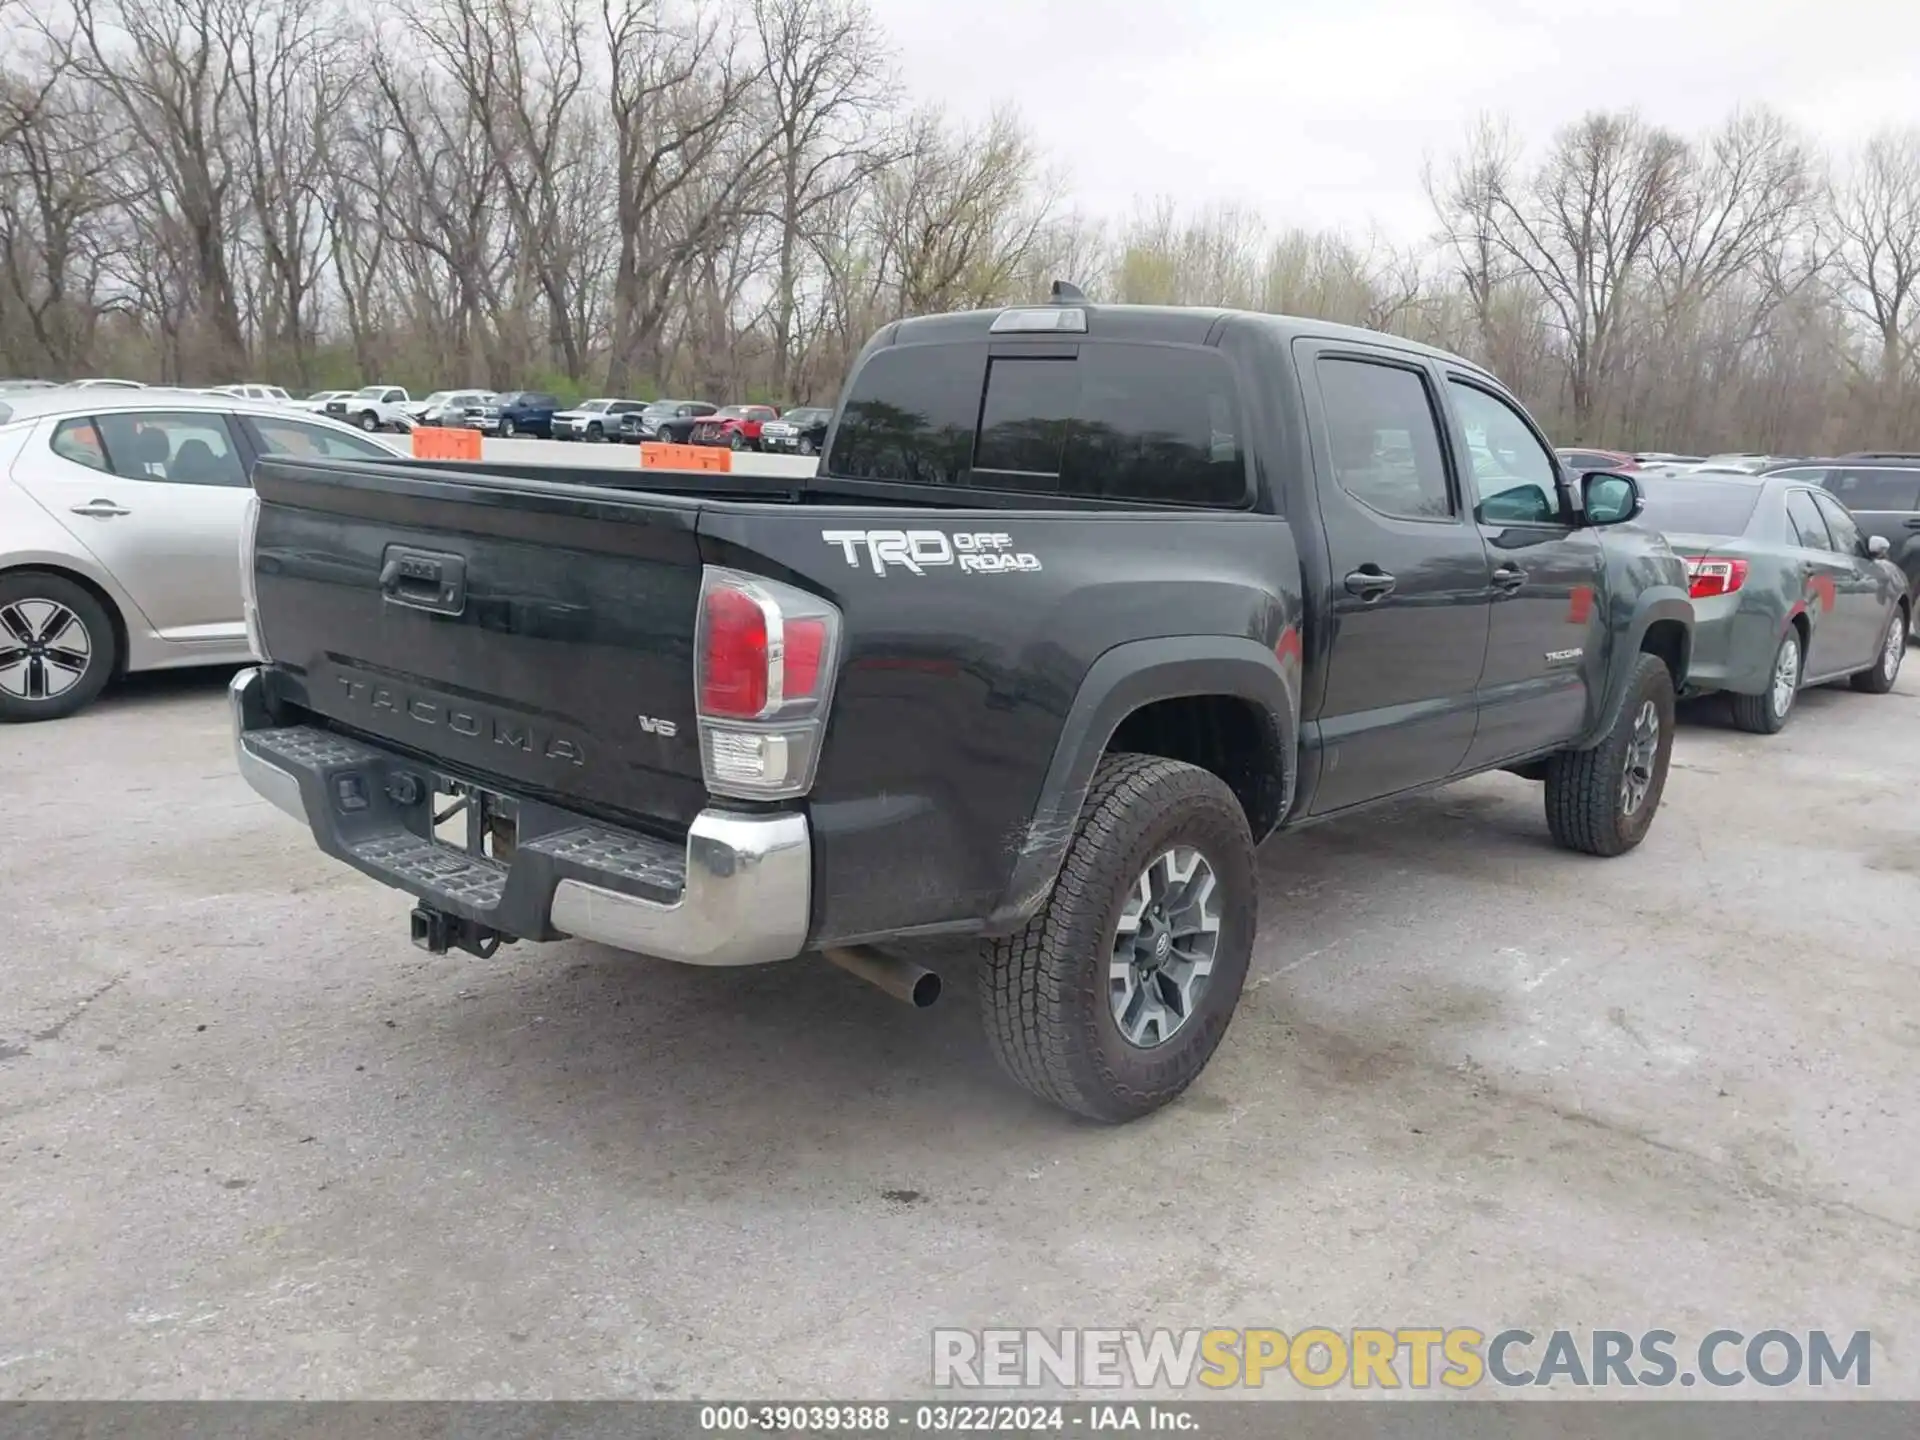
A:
[[1582, 471, 1643, 526], [1867, 534, 1891, 560]]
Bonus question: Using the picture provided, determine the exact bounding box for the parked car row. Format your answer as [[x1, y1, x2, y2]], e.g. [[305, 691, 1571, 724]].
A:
[[1553, 448, 1917, 734], [0, 388, 405, 721]]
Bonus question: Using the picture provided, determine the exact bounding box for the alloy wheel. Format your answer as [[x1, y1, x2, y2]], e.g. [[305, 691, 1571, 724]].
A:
[[1109, 846, 1222, 1049], [1619, 699, 1660, 817], [0, 599, 92, 702], [1883, 612, 1904, 683], [1771, 634, 1800, 719]]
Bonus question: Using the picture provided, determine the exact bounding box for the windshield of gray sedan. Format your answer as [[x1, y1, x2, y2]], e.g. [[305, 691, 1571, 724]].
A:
[[1635, 478, 1764, 535]]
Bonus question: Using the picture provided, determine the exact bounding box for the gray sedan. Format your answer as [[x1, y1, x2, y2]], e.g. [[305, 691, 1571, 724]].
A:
[[1636, 473, 1909, 732]]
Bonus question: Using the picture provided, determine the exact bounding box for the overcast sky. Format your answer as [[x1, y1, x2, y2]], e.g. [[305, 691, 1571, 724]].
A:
[[867, 0, 1920, 242]]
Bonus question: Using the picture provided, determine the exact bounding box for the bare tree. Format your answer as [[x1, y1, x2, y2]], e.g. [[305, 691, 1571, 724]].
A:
[[1830, 128, 1920, 387], [62, 0, 252, 376], [748, 0, 894, 399]]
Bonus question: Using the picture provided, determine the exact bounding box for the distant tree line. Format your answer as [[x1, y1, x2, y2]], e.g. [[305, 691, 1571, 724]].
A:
[[2, 0, 1918, 452]]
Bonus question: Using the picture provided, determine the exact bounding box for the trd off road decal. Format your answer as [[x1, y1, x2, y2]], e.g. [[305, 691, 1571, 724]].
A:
[[821, 529, 1043, 577]]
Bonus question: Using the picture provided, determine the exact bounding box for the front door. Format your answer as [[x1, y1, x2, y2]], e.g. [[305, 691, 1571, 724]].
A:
[[1810, 491, 1896, 668], [1782, 487, 1855, 680], [1443, 378, 1609, 767], [11, 410, 253, 645], [1300, 343, 1492, 814]]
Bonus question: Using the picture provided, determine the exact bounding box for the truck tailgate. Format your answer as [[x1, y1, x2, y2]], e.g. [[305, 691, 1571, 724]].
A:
[[249, 458, 709, 830]]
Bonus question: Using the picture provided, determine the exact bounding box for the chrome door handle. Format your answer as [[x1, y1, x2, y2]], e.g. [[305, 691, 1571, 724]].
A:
[[1491, 565, 1527, 592], [70, 500, 131, 518]]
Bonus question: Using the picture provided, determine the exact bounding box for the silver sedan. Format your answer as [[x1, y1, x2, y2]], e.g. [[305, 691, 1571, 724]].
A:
[[0, 388, 407, 721], [1635, 472, 1909, 733]]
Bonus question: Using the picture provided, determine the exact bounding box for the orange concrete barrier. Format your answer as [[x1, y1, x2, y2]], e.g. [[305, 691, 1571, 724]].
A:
[[641, 442, 731, 473], [412, 426, 483, 461]]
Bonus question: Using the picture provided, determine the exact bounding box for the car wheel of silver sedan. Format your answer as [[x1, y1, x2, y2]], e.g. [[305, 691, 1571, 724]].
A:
[[1730, 628, 1800, 734], [1851, 605, 1908, 695], [0, 573, 117, 723]]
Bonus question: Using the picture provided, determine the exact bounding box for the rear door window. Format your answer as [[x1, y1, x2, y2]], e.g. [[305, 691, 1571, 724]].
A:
[[1312, 357, 1453, 521], [95, 412, 249, 488]]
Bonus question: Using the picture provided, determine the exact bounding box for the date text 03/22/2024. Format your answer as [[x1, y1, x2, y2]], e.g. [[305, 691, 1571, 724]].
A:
[[699, 1404, 1194, 1432]]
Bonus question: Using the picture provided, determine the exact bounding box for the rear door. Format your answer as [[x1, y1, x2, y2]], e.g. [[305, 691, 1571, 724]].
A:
[[12, 410, 252, 643], [1444, 376, 1608, 767], [1298, 342, 1491, 812]]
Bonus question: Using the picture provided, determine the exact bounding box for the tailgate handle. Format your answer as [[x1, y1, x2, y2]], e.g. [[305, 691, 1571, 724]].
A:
[[379, 546, 467, 616]]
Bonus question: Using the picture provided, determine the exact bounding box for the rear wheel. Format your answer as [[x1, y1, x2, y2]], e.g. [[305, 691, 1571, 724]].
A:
[[979, 754, 1256, 1122], [1730, 629, 1800, 733], [357, 410, 379, 432], [1544, 652, 1675, 856], [1852, 606, 1907, 693], [0, 573, 117, 722]]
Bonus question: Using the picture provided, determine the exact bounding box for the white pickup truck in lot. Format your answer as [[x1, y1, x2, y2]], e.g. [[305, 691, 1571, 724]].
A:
[[323, 387, 416, 433]]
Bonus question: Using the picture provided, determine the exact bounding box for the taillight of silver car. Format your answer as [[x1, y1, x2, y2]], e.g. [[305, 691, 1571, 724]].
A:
[[694, 566, 842, 799], [239, 491, 269, 660]]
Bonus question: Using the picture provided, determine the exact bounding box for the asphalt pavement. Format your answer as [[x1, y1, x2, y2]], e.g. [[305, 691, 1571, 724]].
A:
[[3, 663, 1917, 1398]]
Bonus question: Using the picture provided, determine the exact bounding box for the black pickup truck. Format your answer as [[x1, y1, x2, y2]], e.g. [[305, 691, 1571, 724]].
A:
[[232, 292, 1693, 1121]]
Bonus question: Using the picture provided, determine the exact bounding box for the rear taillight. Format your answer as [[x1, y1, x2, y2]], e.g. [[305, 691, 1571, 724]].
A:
[[1683, 556, 1748, 599], [239, 492, 268, 660], [694, 566, 841, 799]]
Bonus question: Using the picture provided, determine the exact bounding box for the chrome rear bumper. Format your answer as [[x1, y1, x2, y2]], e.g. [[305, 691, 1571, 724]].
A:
[[229, 668, 811, 966]]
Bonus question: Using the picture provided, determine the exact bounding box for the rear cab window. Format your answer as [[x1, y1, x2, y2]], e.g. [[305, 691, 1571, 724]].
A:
[[825, 340, 1249, 507]]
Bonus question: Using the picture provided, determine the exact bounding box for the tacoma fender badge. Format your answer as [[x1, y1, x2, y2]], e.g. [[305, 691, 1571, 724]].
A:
[[1545, 648, 1584, 664]]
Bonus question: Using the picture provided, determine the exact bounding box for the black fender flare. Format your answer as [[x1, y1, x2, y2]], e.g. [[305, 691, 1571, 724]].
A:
[[1579, 588, 1692, 748], [987, 635, 1300, 930]]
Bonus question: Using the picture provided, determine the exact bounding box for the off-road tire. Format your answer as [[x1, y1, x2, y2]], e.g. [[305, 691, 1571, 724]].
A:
[[1544, 652, 1676, 857], [979, 753, 1257, 1123], [0, 571, 117, 722], [1850, 605, 1907, 694], [1730, 630, 1799, 734]]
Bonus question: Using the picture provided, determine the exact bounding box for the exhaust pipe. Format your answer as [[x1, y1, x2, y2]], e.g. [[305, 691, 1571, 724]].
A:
[[823, 946, 941, 1008]]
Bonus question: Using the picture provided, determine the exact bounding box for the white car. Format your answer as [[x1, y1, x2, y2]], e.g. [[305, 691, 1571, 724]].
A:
[[0, 389, 407, 721], [320, 385, 415, 432], [217, 383, 294, 404], [298, 390, 350, 412]]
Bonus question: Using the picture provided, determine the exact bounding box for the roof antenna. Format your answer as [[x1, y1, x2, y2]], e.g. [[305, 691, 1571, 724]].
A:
[[1049, 279, 1088, 304]]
